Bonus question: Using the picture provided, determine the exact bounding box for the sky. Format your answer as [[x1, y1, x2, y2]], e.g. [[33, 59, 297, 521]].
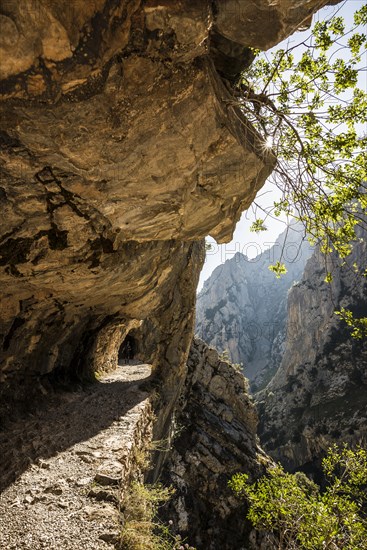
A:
[[197, 0, 366, 291]]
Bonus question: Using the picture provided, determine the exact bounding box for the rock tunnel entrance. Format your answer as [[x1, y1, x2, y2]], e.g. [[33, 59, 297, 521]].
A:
[[118, 326, 149, 366], [118, 334, 137, 364]]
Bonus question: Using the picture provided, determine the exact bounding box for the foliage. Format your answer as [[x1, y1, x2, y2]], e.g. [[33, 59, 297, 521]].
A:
[[335, 307, 367, 339], [219, 349, 230, 362], [241, 4, 366, 293], [250, 219, 268, 233], [229, 445, 367, 549], [131, 447, 152, 471], [268, 260, 288, 278], [149, 437, 172, 453], [232, 362, 244, 373], [119, 481, 195, 550]]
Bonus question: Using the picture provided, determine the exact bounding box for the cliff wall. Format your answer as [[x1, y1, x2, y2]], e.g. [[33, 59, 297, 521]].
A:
[[196, 224, 312, 388], [161, 338, 271, 550], [257, 224, 367, 471]]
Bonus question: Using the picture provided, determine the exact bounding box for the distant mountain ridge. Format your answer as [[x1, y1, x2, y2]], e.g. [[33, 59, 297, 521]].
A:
[[196, 223, 313, 388]]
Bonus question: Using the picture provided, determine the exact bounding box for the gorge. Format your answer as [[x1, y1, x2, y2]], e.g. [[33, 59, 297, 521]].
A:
[[196, 221, 367, 473], [256, 222, 367, 472], [1, 1, 364, 549], [196, 223, 313, 390]]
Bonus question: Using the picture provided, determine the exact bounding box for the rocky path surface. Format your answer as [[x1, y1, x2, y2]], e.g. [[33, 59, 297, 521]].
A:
[[0, 363, 153, 550]]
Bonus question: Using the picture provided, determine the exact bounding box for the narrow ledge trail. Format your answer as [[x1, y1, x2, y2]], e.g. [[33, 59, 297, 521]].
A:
[[0, 363, 153, 550]]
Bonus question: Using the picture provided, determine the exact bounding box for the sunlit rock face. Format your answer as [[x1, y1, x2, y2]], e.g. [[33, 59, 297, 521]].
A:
[[256, 223, 367, 472], [0, 0, 337, 416], [196, 224, 313, 389]]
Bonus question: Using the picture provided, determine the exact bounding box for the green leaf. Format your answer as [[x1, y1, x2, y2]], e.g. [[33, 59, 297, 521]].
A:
[[250, 219, 268, 233], [324, 272, 333, 283], [237, 3, 366, 325], [230, 445, 367, 549], [268, 261, 287, 278]]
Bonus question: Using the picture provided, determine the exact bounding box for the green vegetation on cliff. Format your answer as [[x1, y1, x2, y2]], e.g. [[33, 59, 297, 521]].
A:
[[230, 445, 367, 549]]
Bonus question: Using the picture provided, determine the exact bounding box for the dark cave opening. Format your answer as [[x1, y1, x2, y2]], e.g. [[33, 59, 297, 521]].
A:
[[118, 333, 138, 365]]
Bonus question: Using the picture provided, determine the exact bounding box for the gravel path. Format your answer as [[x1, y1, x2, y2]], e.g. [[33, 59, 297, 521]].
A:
[[0, 363, 152, 550]]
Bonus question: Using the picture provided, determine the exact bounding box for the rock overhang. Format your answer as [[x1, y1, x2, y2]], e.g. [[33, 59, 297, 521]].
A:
[[0, 0, 339, 409]]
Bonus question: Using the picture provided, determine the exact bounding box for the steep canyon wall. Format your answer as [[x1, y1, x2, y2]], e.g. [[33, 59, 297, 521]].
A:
[[257, 224, 367, 471], [196, 224, 313, 388], [161, 338, 271, 550]]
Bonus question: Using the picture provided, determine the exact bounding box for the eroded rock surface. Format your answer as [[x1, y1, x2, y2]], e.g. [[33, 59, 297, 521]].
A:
[[161, 338, 271, 550], [257, 224, 367, 471]]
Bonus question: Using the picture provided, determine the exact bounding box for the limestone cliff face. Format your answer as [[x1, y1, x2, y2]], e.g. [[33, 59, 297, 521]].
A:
[[161, 338, 271, 550], [257, 224, 367, 471], [196, 224, 312, 388], [0, 0, 333, 418]]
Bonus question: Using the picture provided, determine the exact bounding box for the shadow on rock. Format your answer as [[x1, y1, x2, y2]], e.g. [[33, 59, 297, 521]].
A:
[[0, 368, 152, 493]]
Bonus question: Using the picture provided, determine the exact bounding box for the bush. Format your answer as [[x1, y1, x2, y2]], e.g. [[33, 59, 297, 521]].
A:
[[229, 445, 367, 549], [119, 482, 195, 550]]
